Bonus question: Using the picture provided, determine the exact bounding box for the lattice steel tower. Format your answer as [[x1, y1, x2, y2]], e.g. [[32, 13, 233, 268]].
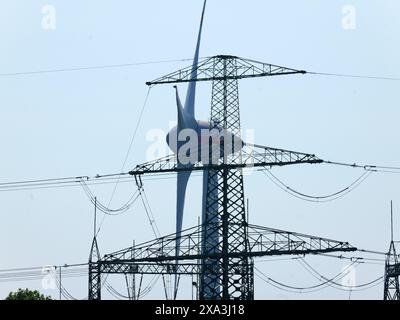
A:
[[88, 56, 357, 300], [201, 56, 251, 299], [384, 201, 400, 300]]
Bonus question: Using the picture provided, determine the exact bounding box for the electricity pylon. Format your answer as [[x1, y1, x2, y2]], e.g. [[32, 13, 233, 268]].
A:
[[88, 56, 357, 300], [88, 198, 101, 300], [384, 201, 400, 300]]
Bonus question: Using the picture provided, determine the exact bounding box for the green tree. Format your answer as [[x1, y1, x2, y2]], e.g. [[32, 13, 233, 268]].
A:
[[5, 288, 52, 300]]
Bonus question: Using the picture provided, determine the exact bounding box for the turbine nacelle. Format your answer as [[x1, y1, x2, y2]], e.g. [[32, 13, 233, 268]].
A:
[[166, 120, 244, 165]]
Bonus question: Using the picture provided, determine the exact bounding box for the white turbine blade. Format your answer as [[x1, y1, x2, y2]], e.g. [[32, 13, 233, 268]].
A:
[[176, 169, 192, 249], [174, 86, 195, 297], [184, 0, 207, 118], [173, 0, 207, 299], [175, 86, 198, 132], [174, 167, 192, 298], [175, 86, 187, 130]]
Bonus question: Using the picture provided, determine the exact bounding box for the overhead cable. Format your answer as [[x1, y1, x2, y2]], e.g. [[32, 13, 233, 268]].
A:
[[262, 168, 372, 203]]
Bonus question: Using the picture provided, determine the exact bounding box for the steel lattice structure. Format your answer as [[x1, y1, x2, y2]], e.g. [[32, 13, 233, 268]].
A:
[[383, 241, 400, 300], [202, 56, 252, 299], [101, 225, 355, 263], [88, 236, 101, 300], [129, 144, 322, 175], [383, 203, 400, 300], [145, 55, 306, 86], [90, 224, 355, 299], [88, 56, 356, 300]]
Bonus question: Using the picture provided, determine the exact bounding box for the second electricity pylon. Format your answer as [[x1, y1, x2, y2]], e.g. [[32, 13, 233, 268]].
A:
[[88, 56, 357, 300], [384, 201, 400, 300], [88, 198, 101, 300]]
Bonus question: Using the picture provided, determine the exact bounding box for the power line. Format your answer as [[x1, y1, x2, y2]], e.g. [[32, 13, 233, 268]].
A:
[[317, 253, 386, 263], [261, 168, 372, 203], [96, 87, 152, 235], [105, 87, 152, 209], [358, 248, 389, 256], [254, 263, 356, 293], [0, 58, 203, 77], [0, 264, 89, 284], [1, 159, 399, 193], [0, 263, 88, 273], [80, 180, 141, 216], [1, 55, 399, 82], [0, 171, 205, 193], [269, 160, 400, 205], [55, 276, 88, 300], [308, 71, 400, 81], [255, 257, 301, 263], [0, 177, 131, 193], [254, 249, 388, 294], [139, 188, 161, 239], [255, 253, 386, 265], [104, 280, 128, 300], [0, 177, 86, 190], [256, 264, 383, 294], [297, 258, 384, 291], [324, 160, 400, 173], [259, 159, 400, 202]]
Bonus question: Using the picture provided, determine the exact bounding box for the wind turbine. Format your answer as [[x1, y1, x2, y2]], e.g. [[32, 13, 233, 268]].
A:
[[166, 0, 208, 296], [89, 0, 359, 302], [165, 0, 243, 297]]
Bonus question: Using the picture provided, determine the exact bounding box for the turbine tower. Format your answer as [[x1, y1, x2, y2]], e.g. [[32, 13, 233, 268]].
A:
[[88, 0, 357, 300]]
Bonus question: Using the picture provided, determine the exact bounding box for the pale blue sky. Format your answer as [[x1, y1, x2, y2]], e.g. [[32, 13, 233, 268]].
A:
[[1, 0, 400, 299]]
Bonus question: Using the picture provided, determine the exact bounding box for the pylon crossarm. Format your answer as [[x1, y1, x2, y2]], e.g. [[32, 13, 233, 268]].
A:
[[146, 55, 306, 86], [129, 145, 322, 176], [247, 225, 356, 256], [100, 224, 356, 264]]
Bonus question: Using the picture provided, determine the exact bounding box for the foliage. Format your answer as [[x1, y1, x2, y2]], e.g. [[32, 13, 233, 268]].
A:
[[5, 288, 52, 300]]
